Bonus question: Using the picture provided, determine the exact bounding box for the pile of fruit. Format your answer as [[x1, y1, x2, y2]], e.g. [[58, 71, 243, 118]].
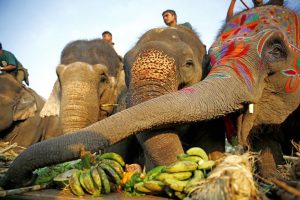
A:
[[124, 147, 215, 199], [34, 147, 215, 199]]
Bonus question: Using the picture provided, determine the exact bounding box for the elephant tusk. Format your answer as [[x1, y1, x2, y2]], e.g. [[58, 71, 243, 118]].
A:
[[248, 104, 254, 114], [100, 104, 118, 108]]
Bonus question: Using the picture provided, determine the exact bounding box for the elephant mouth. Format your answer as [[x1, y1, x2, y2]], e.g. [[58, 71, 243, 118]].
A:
[[224, 103, 253, 145], [99, 104, 118, 119]]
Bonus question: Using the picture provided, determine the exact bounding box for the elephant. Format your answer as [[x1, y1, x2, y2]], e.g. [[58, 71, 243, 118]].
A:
[[0, 73, 62, 148], [4, 2, 300, 188], [123, 25, 224, 167], [38, 39, 140, 163], [40, 39, 126, 134]]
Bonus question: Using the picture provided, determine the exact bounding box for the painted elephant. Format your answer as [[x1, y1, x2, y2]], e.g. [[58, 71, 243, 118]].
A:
[[123, 25, 224, 167], [4, 2, 300, 188], [0, 73, 62, 148]]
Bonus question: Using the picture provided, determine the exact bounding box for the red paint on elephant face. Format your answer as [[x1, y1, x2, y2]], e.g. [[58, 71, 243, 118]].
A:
[[282, 54, 300, 93], [209, 6, 300, 93], [179, 87, 196, 94]]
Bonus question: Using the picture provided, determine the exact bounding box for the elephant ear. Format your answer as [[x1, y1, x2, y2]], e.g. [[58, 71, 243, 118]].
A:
[[40, 79, 61, 117], [13, 87, 37, 121], [114, 61, 127, 98]]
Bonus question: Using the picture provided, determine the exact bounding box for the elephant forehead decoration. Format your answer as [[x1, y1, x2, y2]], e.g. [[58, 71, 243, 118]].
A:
[[209, 5, 300, 93], [130, 48, 176, 87]]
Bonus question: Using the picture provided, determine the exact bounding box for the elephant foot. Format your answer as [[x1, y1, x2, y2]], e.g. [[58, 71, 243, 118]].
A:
[[258, 148, 279, 179], [209, 151, 224, 161], [141, 132, 184, 167]]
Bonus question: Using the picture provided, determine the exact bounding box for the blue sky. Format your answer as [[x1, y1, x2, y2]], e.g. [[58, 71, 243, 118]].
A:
[[1, 0, 299, 98]]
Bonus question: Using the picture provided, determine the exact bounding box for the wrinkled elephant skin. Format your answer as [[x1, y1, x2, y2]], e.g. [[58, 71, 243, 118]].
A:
[[0, 74, 62, 148]]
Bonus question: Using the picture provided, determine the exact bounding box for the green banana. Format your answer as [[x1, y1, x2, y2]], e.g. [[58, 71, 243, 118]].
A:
[[134, 182, 152, 193], [143, 180, 165, 192], [184, 170, 204, 194], [186, 147, 209, 161], [174, 191, 186, 200], [163, 161, 198, 173], [79, 170, 100, 196], [97, 165, 111, 194], [100, 158, 124, 179], [53, 169, 77, 189], [155, 171, 192, 181], [99, 162, 121, 185], [144, 165, 166, 181], [69, 170, 85, 196], [177, 153, 204, 163], [197, 160, 215, 170], [90, 166, 102, 190], [98, 152, 125, 167], [164, 178, 188, 192]]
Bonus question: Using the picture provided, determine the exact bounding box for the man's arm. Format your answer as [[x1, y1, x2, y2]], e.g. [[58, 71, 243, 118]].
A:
[[0, 51, 18, 72], [0, 65, 17, 71]]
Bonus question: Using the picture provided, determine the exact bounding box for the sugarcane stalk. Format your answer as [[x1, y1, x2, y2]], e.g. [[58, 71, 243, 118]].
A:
[[0, 183, 49, 197]]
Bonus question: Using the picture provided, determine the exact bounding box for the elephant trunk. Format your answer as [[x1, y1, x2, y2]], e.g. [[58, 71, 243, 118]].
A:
[[128, 47, 177, 105], [60, 81, 99, 133], [5, 66, 250, 188], [128, 48, 183, 166]]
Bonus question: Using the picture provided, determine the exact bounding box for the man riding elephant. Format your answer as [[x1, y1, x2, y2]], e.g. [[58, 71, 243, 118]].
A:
[[0, 42, 29, 85]]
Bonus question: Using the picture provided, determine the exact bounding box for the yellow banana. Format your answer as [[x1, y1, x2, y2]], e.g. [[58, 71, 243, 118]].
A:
[[134, 182, 152, 193], [198, 160, 215, 170], [174, 191, 186, 200], [90, 166, 102, 190], [177, 153, 204, 163], [164, 178, 188, 192], [79, 170, 100, 196], [184, 170, 204, 194], [143, 180, 165, 192], [99, 162, 121, 185], [186, 147, 208, 161], [69, 170, 85, 196], [100, 158, 124, 179], [98, 152, 125, 167], [163, 161, 198, 173], [155, 171, 192, 181], [97, 165, 111, 194]]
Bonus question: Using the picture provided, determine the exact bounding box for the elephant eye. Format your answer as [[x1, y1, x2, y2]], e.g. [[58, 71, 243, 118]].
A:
[[265, 38, 287, 61], [100, 74, 108, 83], [185, 59, 193, 68]]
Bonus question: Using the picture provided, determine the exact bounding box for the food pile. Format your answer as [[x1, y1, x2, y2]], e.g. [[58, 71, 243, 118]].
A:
[[123, 147, 215, 199], [33, 147, 216, 199]]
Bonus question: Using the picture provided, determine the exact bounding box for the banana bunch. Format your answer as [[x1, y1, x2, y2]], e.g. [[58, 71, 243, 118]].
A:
[[132, 147, 216, 199], [68, 152, 125, 197]]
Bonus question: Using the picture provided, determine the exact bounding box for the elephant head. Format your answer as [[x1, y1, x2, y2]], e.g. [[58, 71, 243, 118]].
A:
[[123, 26, 209, 166], [40, 39, 125, 134], [5, 5, 300, 188]]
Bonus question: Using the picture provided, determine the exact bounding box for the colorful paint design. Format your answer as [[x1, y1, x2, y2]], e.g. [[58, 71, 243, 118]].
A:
[[209, 6, 300, 93], [210, 41, 254, 91], [281, 54, 300, 93]]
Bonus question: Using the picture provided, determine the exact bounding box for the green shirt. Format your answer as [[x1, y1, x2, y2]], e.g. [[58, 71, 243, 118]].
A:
[[0, 50, 18, 73]]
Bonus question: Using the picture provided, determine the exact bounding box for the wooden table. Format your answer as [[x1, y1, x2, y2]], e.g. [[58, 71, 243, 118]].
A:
[[5, 189, 171, 200]]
